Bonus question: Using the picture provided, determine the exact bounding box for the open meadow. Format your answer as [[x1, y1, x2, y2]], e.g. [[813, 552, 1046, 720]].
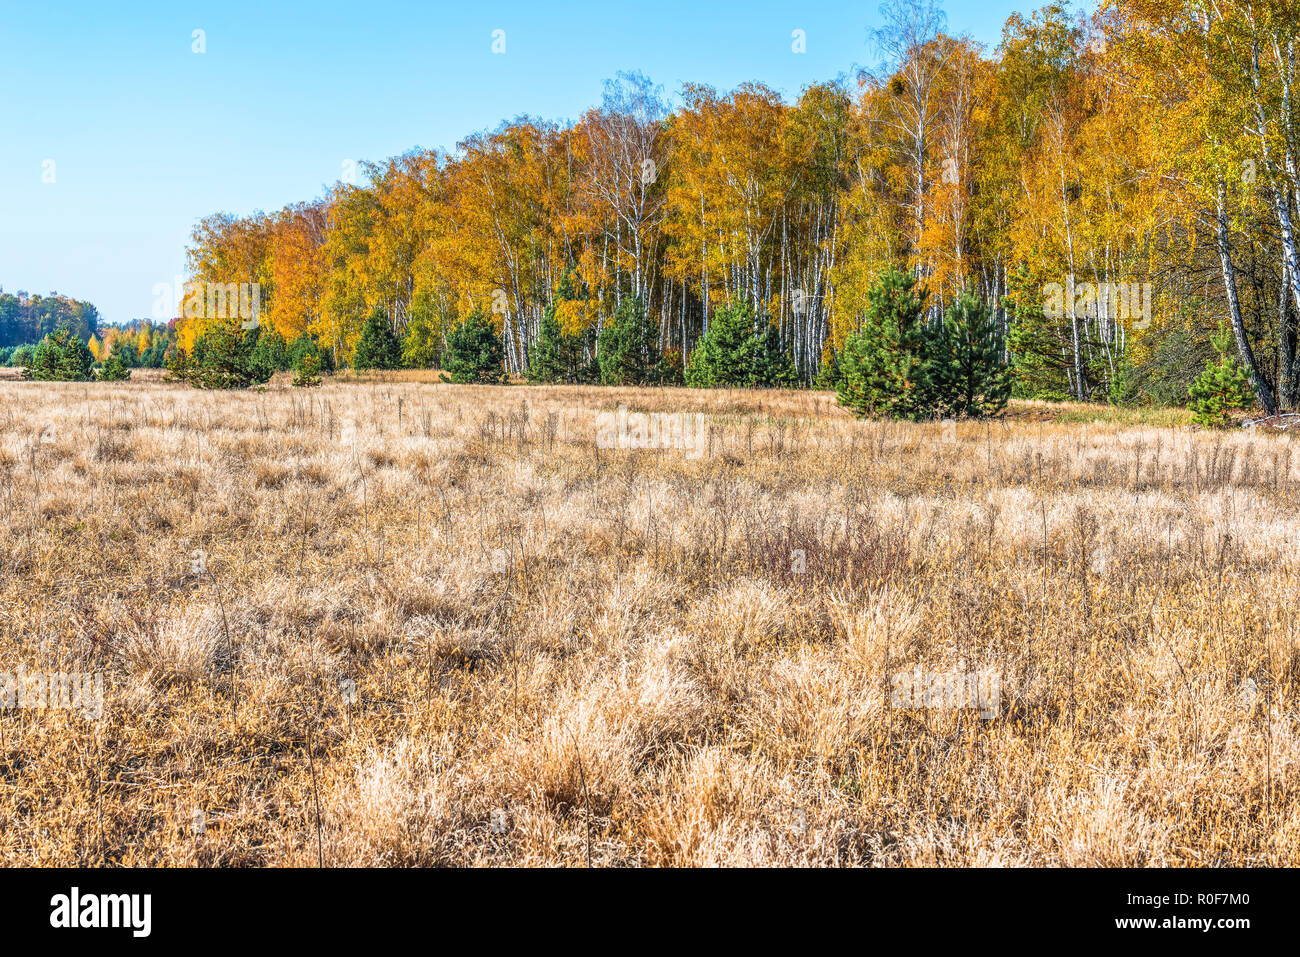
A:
[[0, 374, 1297, 866]]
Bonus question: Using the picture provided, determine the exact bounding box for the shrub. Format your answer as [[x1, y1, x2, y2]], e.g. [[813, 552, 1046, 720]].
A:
[[352, 308, 402, 370], [1188, 326, 1256, 427], [598, 295, 661, 386], [292, 352, 323, 387], [837, 268, 930, 419], [441, 311, 506, 384], [98, 351, 132, 381], [28, 326, 96, 381]]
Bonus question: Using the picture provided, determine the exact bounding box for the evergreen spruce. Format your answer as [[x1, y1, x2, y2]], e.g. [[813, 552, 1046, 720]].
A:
[[836, 267, 930, 419], [597, 295, 660, 386], [28, 326, 96, 381], [352, 308, 402, 370], [441, 311, 506, 384], [923, 289, 1012, 417]]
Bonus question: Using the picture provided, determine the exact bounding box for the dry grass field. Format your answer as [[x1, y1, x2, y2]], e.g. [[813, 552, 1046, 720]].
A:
[[0, 374, 1296, 866]]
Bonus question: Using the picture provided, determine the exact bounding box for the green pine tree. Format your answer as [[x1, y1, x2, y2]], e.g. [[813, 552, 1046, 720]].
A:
[[1188, 325, 1256, 428], [685, 301, 758, 387], [813, 346, 843, 391], [598, 295, 660, 386], [837, 267, 930, 419], [750, 321, 799, 387], [29, 326, 96, 381], [247, 324, 290, 381], [352, 308, 402, 370], [528, 308, 569, 383], [112, 342, 140, 368], [292, 351, 323, 387], [1003, 264, 1073, 401], [288, 333, 333, 373], [528, 270, 591, 383], [98, 351, 131, 381], [173, 315, 271, 389], [11, 344, 36, 368], [441, 311, 506, 384], [922, 289, 1013, 418]]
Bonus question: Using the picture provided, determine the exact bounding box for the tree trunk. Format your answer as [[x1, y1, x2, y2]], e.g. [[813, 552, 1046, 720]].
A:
[[1216, 182, 1277, 415]]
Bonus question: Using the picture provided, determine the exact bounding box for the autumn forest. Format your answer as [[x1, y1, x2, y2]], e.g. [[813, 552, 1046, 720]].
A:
[[165, 0, 1299, 415]]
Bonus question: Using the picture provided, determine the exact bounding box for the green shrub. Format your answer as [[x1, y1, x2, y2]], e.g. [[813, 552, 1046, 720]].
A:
[[28, 326, 96, 381], [441, 311, 506, 384], [352, 308, 401, 370], [97, 351, 131, 381], [597, 295, 661, 386], [1188, 327, 1255, 427]]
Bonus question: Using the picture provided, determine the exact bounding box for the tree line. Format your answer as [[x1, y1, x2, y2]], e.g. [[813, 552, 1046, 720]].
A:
[[0, 291, 99, 348], [159, 0, 1300, 419]]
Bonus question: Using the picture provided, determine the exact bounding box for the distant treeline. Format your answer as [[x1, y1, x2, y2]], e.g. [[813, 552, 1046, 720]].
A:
[[0, 291, 100, 347], [0, 314, 177, 368]]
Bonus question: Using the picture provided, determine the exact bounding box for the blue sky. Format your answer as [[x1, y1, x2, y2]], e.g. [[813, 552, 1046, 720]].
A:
[[0, 0, 1043, 325]]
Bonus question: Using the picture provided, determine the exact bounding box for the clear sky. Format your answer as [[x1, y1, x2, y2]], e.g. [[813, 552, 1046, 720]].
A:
[[0, 0, 1044, 325]]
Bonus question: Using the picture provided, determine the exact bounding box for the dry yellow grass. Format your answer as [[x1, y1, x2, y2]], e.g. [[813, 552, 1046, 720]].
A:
[[0, 376, 1296, 866]]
